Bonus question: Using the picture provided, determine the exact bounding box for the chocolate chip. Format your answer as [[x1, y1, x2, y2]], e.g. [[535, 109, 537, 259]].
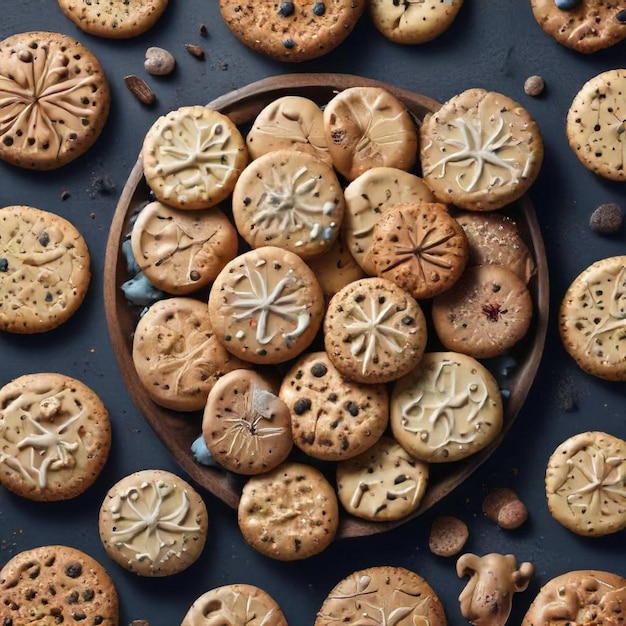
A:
[[345, 401, 359, 417], [278, 1, 295, 16], [189, 270, 201, 281], [72, 611, 87, 621], [39, 231, 49, 246], [93, 617, 104, 625], [82, 589, 94, 602], [293, 398, 312, 415], [311, 362, 327, 377], [283, 38, 295, 49], [25, 589, 36, 600], [65, 561, 82, 578], [401, 315, 414, 326], [312, 2, 326, 15], [45, 292, 53, 302], [617, 9, 626, 22], [256, 348, 267, 356], [67, 590, 79, 604], [328, 393, 338, 402], [589, 202, 623, 235], [3, 618, 13, 626], [0, 258, 8, 272]]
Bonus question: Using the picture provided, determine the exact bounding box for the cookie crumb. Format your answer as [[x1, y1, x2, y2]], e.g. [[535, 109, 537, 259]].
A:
[[124, 75, 156, 105], [428, 515, 469, 557], [185, 43, 205, 59], [482, 487, 528, 529], [130, 620, 150, 626], [92, 175, 116, 195], [61, 189, 70, 200], [199, 23, 209, 37], [524, 75, 545, 97], [589, 202, 623, 235]]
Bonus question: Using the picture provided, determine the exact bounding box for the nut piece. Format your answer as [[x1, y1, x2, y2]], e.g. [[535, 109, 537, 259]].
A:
[[124, 75, 156, 105], [144, 46, 176, 76], [428, 515, 469, 557], [589, 202, 623, 235], [185, 43, 205, 59], [482, 487, 528, 529], [524, 75, 545, 97]]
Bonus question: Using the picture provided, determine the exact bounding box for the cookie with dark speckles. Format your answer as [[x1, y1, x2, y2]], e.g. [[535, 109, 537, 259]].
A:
[[218, 0, 366, 62]]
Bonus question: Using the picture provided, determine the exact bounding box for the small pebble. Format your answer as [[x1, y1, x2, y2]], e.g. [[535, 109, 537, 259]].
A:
[[191, 435, 221, 468], [121, 272, 166, 307], [589, 202, 623, 235], [554, 0, 580, 9], [482, 487, 528, 530], [524, 75, 545, 97], [144, 46, 176, 76], [428, 515, 469, 557]]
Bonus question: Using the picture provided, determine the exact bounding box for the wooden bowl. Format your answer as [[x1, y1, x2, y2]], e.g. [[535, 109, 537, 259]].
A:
[[104, 73, 549, 539]]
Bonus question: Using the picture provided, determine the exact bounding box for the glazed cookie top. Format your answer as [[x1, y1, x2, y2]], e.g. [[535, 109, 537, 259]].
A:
[[0, 373, 111, 501], [559, 255, 626, 381], [142, 105, 249, 210], [0, 31, 110, 170], [420, 88, 543, 210], [58, 0, 169, 39], [0, 206, 91, 334]]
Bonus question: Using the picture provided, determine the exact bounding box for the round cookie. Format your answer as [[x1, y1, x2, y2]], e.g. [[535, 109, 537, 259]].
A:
[[99, 469, 208, 577], [420, 88, 544, 211], [323, 86, 418, 181], [279, 351, 389, 461], [559, 255, 626, 381], [431, 265, 534, 359], [58, 0, 168, 39], [0, 545, 119, 626], [315, 565, 447, 625], [369, 0, 464, 44], [545, 431, 626, 537], [0, 31, 110, 170], [371, 201, 469, 300], [0, 373, 111, 501], [343, 167, 436, 275], [390, 352, 503, 463], [231, 148, 345, 258], [218, 0, 366, 62], [530, 0, 626, 54], [238, 461, 339, 560], [142, 105, 249, 210], [130, 201, 239, 295], [0, 205, 91, 334], [246, 95, 331, 165], [181, 584, 288, 626], [203, 369, 293, 475], [324, 277, 428, 384], [132, 297, 248, 411], [208, 246, 325, 365], [566, 69, 626, 182], [336, 435, 429, 521], [522, 570, 626, 625]]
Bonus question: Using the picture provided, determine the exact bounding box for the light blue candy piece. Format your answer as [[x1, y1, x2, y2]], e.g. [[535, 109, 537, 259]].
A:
[[555, 0, 580, 9], [191, 435, 220, 468], [121, 238, 141, 276], [121, 272, 166, 306]]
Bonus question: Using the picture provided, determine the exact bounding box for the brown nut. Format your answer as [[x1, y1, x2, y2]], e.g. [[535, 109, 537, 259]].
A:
[[428, 515, 469, 557], [482, 487, 528, 529]]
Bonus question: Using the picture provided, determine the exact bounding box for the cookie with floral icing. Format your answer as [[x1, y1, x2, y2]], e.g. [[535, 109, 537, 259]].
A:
[[0, 31, 110, 170]]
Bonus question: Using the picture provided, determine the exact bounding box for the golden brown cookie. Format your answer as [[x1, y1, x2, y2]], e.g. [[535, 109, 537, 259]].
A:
[[0, 31, 110, 170], [0, 205, 91, 334], [371, 201, 469, 300], [545, 431, 626, 536], [566, 69, 626, 182], [58, 0, 169, 39], [390, 352, 503, 463], [0, 373, 111, 501], [203, 369, 293, 475], [279, 351, 389, 461], [432, 265, 533, 359], [238, 461, 339, 560], [324, 277, 427, 384], [429, 515, 469, 557], [420, 88, 543, 211], [530, 0, 626, 53], [559, 255, 626, 381], [315, 565, 447, 625], [0, 545, 119, 626], [218, 0, 366, 62], [99, 469, 208, 577]]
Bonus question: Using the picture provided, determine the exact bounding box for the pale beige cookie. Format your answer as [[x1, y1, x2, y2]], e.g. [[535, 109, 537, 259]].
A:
[[522, 570, 626, 626], [132, 297, 248, 411], [323, 86, 418, 181], [218, 0, 366, 62], [58, 0, 168, 39], [420, 88, 544, 210], [530, 0, 626, 54], [0, 545, 119, 626], [315, 565, 447, 626], [142, 105, 249, 210], [371, 201, 469, 300], [432, 265, 533, 359], [342, 167, 436, 275], [208, 246, 325, 365], [279, 351, 389, 461], [99, 469, 208, 577], [130, 201, 239, 295], [238, 461, 339, 560], [203, 369, 293, 475], [336, 435, 429, 521], [369, 0, 464, 44], [181, 584, 288, 626], [324, 277, 428, 384], [246, 95, 331, 165], [0, 31, 110, 170], [455, 210, 536, 284], [566, 69, 626, 182], [0, 373, 111, 501], [0, 205, 91, 334], [545, 431, 626, 537], [232, 149, 344, 258], [390, 352, 503, 463], [559, 255, 626, 381]]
